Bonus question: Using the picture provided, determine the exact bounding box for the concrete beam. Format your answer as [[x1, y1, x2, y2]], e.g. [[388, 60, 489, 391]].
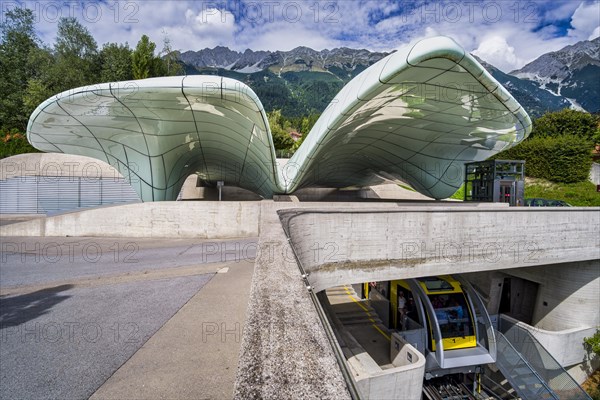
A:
[[0, 200, 497, 238], [278, 207, 600, 292]]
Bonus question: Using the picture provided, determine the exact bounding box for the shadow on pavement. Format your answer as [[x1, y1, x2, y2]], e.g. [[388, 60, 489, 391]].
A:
[[0, 284, 73, 328]]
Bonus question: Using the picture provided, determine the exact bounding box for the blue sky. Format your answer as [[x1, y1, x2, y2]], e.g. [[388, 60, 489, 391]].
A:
[[3, 0, 599, 72]]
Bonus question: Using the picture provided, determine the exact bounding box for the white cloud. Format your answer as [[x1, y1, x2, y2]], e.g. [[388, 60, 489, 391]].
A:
[[20, 0, 600, 71], [568, 1, 600, 41], [184, 8, 236, 43], [472, 36, 523, 72], [235, 22, 339, 51]]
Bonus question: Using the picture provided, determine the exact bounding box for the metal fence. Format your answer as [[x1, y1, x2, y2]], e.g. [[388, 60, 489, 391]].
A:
[[0, 176, 140, 214]]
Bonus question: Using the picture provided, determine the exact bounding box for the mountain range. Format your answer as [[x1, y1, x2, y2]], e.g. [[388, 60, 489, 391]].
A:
[[176, 37, 600, 119]]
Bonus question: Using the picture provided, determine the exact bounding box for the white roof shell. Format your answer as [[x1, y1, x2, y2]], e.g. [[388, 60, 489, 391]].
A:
[[27, 37, 531, 201]]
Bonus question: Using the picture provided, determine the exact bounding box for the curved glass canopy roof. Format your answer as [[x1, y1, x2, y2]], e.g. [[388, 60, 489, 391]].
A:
[[27, 36, 531, 201]]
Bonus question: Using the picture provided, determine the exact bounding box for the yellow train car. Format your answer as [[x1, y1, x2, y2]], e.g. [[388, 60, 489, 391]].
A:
[[364, 276, 476, 351]]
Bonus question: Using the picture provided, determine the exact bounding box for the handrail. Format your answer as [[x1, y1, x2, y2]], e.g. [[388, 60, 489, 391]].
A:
[[408, 279, 446, 368], [456, 276, 497, 361], [495, 330, 559, 400]]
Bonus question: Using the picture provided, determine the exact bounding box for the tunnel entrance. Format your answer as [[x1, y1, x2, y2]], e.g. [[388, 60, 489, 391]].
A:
[[499, 276, 539, 325]]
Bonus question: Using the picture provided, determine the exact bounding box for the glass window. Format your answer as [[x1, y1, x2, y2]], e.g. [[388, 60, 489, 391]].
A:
[[428, 293, 474, 339], [374, 281, 390, 299], [419, 277, 453, 292], [397, 285, 422, 330]]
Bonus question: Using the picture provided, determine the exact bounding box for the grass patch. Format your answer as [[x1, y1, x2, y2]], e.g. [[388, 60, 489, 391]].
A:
[[397, 184, 416, 192], [450, 185, 465, 201], [525, 178, 600, 206], [447, 178, 599, 206]]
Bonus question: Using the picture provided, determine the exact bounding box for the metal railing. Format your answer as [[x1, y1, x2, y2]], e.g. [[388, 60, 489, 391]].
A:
[[495, 330, 558, 399], [498, 316, 591, 400], [480, 373, 519, 400]]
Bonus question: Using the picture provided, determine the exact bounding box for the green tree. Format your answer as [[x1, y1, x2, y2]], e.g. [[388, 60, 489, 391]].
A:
[[0, 129, 38, 158], [55, 17, 97, 58], [23, 78, 53, 115], [268, 110, 294, 150], [493, 135, 592, 183], [99, 42, 133, 82], [583, 329, 600, 400], [22, 46, 55, 117], [494, 109, 598, 183], [532, 109, 598, 141], [159, 31, 183, 76], [132, 35, 157, 79], [0, 8, 39, 130], [293, 113, 320, 150], [53, 17, 98, 91]]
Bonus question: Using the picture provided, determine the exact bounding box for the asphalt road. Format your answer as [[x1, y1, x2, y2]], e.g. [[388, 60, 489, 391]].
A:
[[0, 237, 257, 288], [0, 236, 257, 400]]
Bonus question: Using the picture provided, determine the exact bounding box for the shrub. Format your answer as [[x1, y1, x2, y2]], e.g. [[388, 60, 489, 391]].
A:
[[495, 135, 592, 183], [531, 109, 598, 141], [584, 329, 600, 357], [0, 128, 39, 158]]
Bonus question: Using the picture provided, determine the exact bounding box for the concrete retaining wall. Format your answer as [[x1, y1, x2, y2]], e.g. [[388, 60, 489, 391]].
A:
[[502, 314, 597, 367], [279, 208, 600, 292], [1, 201, 497, 239], [502, 261, 600, 331], [0, 202, 260, 239], [352, 334, 425, 399], [233, 201, 351, 399]]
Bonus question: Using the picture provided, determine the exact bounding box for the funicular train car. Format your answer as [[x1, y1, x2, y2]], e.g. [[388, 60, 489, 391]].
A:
[[362, 275, 495, 375]]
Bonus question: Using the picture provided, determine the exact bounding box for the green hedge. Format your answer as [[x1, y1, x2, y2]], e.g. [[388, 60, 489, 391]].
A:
[[494, 135, 592, 183], [531, 109, 598, 141]]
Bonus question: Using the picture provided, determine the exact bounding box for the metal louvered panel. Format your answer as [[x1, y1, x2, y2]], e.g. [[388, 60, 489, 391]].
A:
[[80, 178, 101, 208], [101, 178, 140, 205], [1, 177, 38, 214], [0, 176, 140, 214], [38, 176, 79, 212]]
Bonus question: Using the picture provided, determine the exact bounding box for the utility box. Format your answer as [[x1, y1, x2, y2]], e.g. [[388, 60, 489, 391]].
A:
[[464, 160, 525, 206]]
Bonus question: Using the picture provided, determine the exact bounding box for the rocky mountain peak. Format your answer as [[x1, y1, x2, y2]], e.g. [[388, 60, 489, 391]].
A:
[[176, 38, 599, 115], [511, 37, 600, 80], [178, 45, 390, 74]]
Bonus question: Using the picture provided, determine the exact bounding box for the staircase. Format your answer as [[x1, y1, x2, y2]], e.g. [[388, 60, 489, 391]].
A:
[[480, 373, 519, 400], [493, 317, 592, 400], [325, 286, 384, 326], [495, 331, 557, 399]]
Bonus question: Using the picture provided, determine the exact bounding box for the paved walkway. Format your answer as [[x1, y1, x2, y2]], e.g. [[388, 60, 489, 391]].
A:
[[1, 237, 255, 400], [90, 259, 255, 399]]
